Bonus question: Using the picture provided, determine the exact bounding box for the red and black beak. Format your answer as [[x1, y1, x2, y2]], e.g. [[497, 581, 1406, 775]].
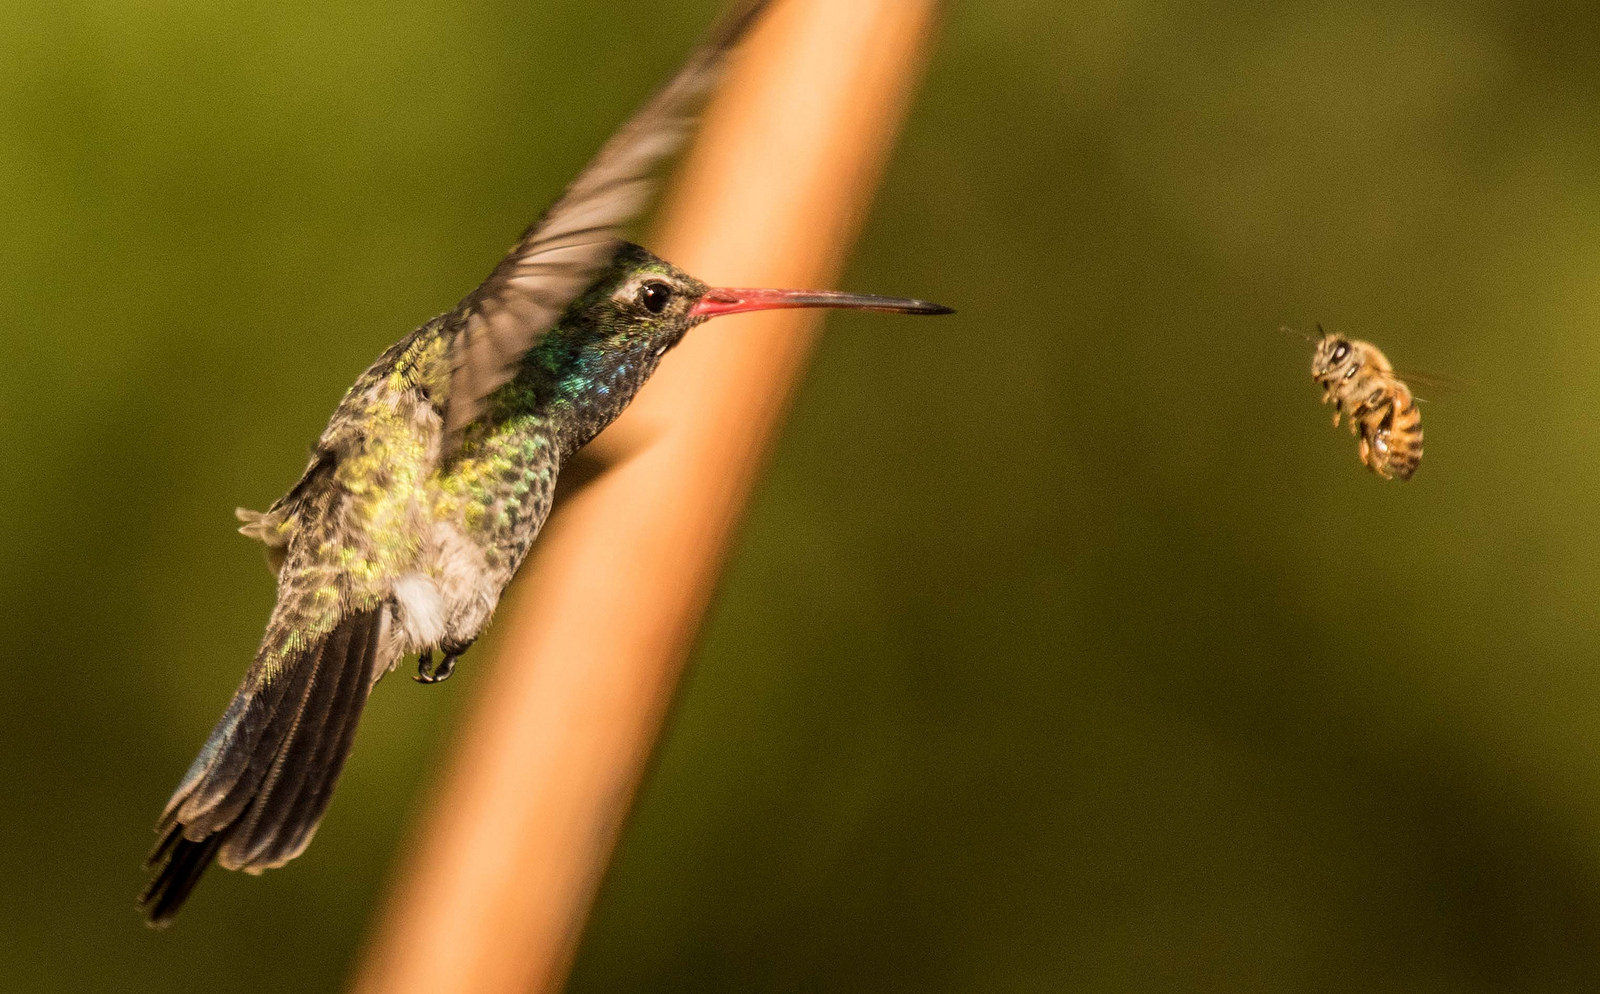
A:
[[689, 287, 953, 321]]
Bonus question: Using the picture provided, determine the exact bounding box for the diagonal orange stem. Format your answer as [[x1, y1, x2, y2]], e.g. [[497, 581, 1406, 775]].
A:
[[349, 2, 939, 991]]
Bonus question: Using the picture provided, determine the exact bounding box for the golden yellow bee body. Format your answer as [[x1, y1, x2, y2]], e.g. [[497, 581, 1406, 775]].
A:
[[1309, 332, 1422, 481]]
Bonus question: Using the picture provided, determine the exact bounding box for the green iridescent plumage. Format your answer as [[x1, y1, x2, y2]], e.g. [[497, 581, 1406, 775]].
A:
[[249, 245, 705, 668]]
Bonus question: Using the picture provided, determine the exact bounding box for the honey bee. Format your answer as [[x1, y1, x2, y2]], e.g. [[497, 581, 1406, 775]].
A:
[[1306, 327, 1423, 480]]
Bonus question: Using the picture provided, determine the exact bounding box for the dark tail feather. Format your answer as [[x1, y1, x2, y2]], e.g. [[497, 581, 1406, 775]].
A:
[[141, 832, 225, 927], [140, 608, 385, 926]]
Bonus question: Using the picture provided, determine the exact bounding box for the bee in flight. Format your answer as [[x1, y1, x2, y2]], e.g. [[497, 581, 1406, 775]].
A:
[[1301, 326, 1423, 481]]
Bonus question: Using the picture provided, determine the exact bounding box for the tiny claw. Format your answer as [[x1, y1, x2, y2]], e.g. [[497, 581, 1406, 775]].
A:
[[432, 653, 458, 683], [414, 650, 447, 684], [414, 647, 462, 684]]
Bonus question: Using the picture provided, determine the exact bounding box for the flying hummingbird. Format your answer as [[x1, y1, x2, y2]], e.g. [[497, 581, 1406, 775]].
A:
[[139, 0, 950, 925]]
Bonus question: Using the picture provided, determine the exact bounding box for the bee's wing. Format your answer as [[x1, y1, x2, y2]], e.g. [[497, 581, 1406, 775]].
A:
[[1394, 368, 1460, 402], [438, 0, 772, 452]]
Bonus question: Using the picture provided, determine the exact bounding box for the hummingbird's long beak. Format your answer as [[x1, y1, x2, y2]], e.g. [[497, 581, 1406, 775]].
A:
[[689, 287, 953, 320]]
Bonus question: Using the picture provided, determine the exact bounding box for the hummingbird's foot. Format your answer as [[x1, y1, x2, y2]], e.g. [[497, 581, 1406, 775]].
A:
[[414, 650, 453, 685], [413, 640, 473, 685]]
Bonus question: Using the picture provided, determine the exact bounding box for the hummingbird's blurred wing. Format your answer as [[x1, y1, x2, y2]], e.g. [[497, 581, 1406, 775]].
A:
[[440, 0, 772, 451]]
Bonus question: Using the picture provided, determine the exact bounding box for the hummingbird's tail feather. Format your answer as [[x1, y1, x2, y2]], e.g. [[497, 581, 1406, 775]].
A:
[[140, 828, 225, 925], [140, 607, 388, 926]]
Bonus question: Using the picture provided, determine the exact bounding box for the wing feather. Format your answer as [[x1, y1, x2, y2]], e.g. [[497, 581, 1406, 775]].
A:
[[440, 0, 772, 448]]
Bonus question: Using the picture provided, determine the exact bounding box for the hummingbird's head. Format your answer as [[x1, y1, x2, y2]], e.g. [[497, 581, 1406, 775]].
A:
[[577, 244, 712, 356], [579, 242, 953, 360]]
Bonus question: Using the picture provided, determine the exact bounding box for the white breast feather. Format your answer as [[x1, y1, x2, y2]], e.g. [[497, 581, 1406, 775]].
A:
[[391, 573, 446, 651]]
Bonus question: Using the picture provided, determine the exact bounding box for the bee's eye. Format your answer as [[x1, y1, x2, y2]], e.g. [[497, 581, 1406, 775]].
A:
[[1330, 341, 1351, 364], [638, 281, 672, 314]]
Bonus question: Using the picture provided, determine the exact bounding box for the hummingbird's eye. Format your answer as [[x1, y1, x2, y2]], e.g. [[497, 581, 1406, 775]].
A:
[[1330, 341, 1351, 364], [638, 281, 672, 314]]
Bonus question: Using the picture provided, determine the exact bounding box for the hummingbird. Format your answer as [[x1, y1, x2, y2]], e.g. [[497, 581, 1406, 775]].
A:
[[139, 0, 951, 926]]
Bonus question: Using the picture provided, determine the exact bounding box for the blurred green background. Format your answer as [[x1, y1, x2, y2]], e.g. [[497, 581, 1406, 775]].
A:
[[4, 0, 1600, 989]]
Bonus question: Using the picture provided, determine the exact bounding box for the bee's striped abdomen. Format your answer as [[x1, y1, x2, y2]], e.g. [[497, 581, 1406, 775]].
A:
[[1373, 385, 1423, 480]]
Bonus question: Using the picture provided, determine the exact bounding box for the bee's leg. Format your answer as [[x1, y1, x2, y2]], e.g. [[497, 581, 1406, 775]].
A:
[[1363, 425, 1398, 478], [1346, 405, 1365, 435], [1371, 410, 1398, 477], [1347, 395, 1378, 436]]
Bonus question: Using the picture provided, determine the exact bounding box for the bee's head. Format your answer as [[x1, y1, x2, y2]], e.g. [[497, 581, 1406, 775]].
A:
[[1311, 329, 1356, 383]]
